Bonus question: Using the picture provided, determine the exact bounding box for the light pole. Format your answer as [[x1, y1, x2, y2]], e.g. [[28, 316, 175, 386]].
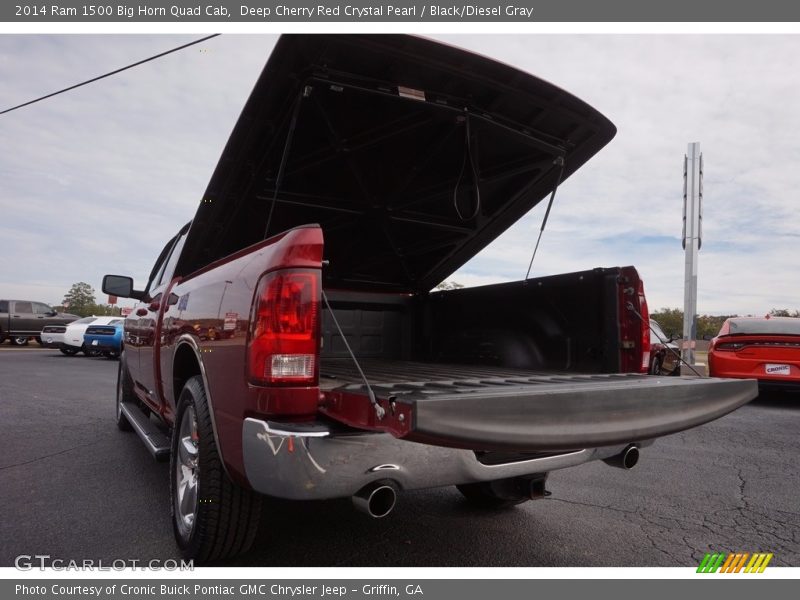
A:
[[682, 142, 703, 370]]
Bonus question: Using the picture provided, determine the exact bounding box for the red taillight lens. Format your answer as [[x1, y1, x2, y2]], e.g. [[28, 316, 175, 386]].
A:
[[638, 280, 651, 373], [716, 342, 745, 351], [248, 269, 320, 385]]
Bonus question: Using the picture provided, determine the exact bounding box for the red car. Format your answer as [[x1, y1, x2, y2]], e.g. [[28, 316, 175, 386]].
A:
[[709, 316, 800, 390]]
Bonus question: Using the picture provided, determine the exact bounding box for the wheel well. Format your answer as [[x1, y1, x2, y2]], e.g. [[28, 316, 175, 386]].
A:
[[173, 343, 202, 407]]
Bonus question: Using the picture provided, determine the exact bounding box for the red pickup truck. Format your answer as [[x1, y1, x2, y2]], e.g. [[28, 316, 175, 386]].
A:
[[103, 35, 756, 562]]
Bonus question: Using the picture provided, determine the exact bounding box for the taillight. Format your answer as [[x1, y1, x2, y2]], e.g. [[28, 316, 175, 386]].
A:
[[716, 342, 745, 351], [247, 269, 320, 385], [638, 280, 651, 373]]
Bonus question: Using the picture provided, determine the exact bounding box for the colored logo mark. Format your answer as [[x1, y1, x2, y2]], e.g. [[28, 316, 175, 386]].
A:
[[697, 552, 773, 573]]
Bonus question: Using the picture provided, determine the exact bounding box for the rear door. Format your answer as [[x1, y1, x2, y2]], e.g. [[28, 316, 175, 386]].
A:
[[10, 301, 36, 335]]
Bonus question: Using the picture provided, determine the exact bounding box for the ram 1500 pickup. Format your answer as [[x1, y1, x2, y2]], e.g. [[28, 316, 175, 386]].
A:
[[103, 35, 757, 562], [0, 299, 79, 345]]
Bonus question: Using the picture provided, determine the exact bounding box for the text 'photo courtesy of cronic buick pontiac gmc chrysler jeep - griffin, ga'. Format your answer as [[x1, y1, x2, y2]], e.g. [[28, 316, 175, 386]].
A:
[[101, 35, 758, 562]]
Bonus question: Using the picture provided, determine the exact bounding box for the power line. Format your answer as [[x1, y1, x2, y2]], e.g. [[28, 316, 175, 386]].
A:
[[0, 34, 220, 116]]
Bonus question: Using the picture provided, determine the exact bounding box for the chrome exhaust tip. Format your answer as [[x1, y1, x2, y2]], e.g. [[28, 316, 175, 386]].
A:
[[352, 481, 398, 518], [603, 444, 640, 470]]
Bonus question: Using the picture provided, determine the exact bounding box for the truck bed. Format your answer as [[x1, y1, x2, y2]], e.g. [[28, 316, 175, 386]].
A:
[[319, 357, 572, 390], [319, 357, 757, 452]]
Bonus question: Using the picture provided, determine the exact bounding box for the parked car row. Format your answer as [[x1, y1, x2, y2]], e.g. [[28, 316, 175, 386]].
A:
[[2, 298, 125, 358], [44, 316, 125, 358]]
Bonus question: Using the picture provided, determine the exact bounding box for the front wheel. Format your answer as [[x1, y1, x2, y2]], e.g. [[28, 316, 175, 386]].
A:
[[10, 336, 29, 346], [115, 356, 134, 431], [170, 376, 262, 562]]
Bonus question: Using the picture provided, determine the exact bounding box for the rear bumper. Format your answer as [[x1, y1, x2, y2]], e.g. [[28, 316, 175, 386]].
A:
[[242, 417, 639, 500], [40, 333, 65, 346]]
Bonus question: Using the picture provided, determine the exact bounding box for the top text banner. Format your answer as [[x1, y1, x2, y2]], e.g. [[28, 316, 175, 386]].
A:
[[5, 0, 800, 22]]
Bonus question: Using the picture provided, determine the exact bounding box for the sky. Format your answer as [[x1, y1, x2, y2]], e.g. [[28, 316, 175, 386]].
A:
[[1, 33, 799, 315]]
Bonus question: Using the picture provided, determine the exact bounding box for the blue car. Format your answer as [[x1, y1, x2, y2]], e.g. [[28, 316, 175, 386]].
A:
[[83, 318, 124, 359]]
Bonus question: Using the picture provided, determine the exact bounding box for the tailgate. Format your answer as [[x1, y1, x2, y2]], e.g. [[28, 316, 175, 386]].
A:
[[320, 369, 757, 451]]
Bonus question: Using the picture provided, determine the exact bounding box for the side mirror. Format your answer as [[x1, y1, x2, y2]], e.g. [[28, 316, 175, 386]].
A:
[[668, 333, 679, 343], [48, 310, 57, 317], [103, 274, 138, 299]]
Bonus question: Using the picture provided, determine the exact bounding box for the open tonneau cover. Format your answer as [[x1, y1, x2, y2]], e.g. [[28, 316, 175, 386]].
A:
[[318, 360, 757, 451], [177, 35, 616, 292]]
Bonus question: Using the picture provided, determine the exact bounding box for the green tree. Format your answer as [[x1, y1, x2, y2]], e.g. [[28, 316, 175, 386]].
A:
[[649, 307, 683, 337], [769, 308, 800, 318], [62, 282, 96, 317]]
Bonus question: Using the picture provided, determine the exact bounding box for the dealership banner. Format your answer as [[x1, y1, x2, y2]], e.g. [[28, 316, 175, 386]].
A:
[[5, 0, 800, 22], [3, 579, 796, 599]]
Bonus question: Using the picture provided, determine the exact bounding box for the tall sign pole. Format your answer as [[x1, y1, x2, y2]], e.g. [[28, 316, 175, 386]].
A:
[[682, 142, 703, 367]]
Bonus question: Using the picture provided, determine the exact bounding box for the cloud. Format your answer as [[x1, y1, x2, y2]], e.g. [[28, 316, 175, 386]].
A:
[[1, 34, 798, 315]]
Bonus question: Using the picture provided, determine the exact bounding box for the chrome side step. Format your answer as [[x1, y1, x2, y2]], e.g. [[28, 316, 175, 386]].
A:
[[120, 401, 171, 461]]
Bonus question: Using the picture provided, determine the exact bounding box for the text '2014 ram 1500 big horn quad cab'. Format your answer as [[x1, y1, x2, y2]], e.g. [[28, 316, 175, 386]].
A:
[[103, 35, 757, 562]]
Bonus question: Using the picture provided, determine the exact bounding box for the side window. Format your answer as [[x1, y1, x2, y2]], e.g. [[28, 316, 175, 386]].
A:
[[33, 302, 53, 315], [0, 300, 8, 313], [14, 301, 33, 314], [156, 233, 187, 288]]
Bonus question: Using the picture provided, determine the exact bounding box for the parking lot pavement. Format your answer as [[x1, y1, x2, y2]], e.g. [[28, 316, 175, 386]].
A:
[[1, 349, 798, 567]]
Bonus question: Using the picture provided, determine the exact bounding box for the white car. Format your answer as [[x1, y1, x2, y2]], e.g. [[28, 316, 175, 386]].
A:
[[40, 324, 68, 349], [60, 316, 122, 356]]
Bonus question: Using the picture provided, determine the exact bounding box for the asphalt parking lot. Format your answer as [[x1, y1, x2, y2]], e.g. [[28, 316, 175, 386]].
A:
[[1, 346, 798, 567]]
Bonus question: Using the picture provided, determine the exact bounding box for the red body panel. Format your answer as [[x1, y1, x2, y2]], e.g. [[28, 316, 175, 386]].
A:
[[151, 226, 324, 484]]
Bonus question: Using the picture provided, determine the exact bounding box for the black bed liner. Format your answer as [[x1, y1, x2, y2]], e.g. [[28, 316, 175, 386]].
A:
[[319, 358, 758, 451]]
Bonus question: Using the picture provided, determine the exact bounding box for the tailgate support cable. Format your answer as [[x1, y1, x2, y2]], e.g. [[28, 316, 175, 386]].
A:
[[626, 302, 703, 377], [321, 288, 385, 420], [525, 156, 566, 280]]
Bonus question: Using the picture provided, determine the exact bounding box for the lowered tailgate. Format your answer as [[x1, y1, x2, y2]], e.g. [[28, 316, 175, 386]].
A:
[[319, 363, 757, 451]]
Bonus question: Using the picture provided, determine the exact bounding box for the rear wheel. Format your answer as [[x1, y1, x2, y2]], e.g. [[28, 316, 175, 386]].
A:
[[60, 346, 80, 356], [171, 376, 262, 562], [34, 336, 43, 345], [10, 336, 29, 346], [104, 350, 121, 360], [649, 355, 662, 375]]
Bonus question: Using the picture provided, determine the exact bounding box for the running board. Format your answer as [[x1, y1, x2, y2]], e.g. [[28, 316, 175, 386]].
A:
[[120, 401, 171, 461]]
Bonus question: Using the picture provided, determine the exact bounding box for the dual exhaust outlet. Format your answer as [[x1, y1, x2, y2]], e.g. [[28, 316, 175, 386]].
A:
[[352, 480, 398, 519], [352, 445, 641, 518]]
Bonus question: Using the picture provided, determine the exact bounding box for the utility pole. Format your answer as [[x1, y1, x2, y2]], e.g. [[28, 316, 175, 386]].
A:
[[682, 142, 702, 370]]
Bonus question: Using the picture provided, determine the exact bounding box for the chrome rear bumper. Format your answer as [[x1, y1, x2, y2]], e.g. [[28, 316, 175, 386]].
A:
[[242, 417, 637, 500]]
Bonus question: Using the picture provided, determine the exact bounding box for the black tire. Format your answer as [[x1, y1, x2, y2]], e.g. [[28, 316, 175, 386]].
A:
[[649, 355, 662, 376], [0, 332, 6, 344], [34, 336, 43, 345], [115, 354, 134, 431], [170, 375, 262, 562], [60, 346, 80, 356], [104, 350, 121, 360], [456, 480, 531, 509], [10, 336, 29, 346]]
